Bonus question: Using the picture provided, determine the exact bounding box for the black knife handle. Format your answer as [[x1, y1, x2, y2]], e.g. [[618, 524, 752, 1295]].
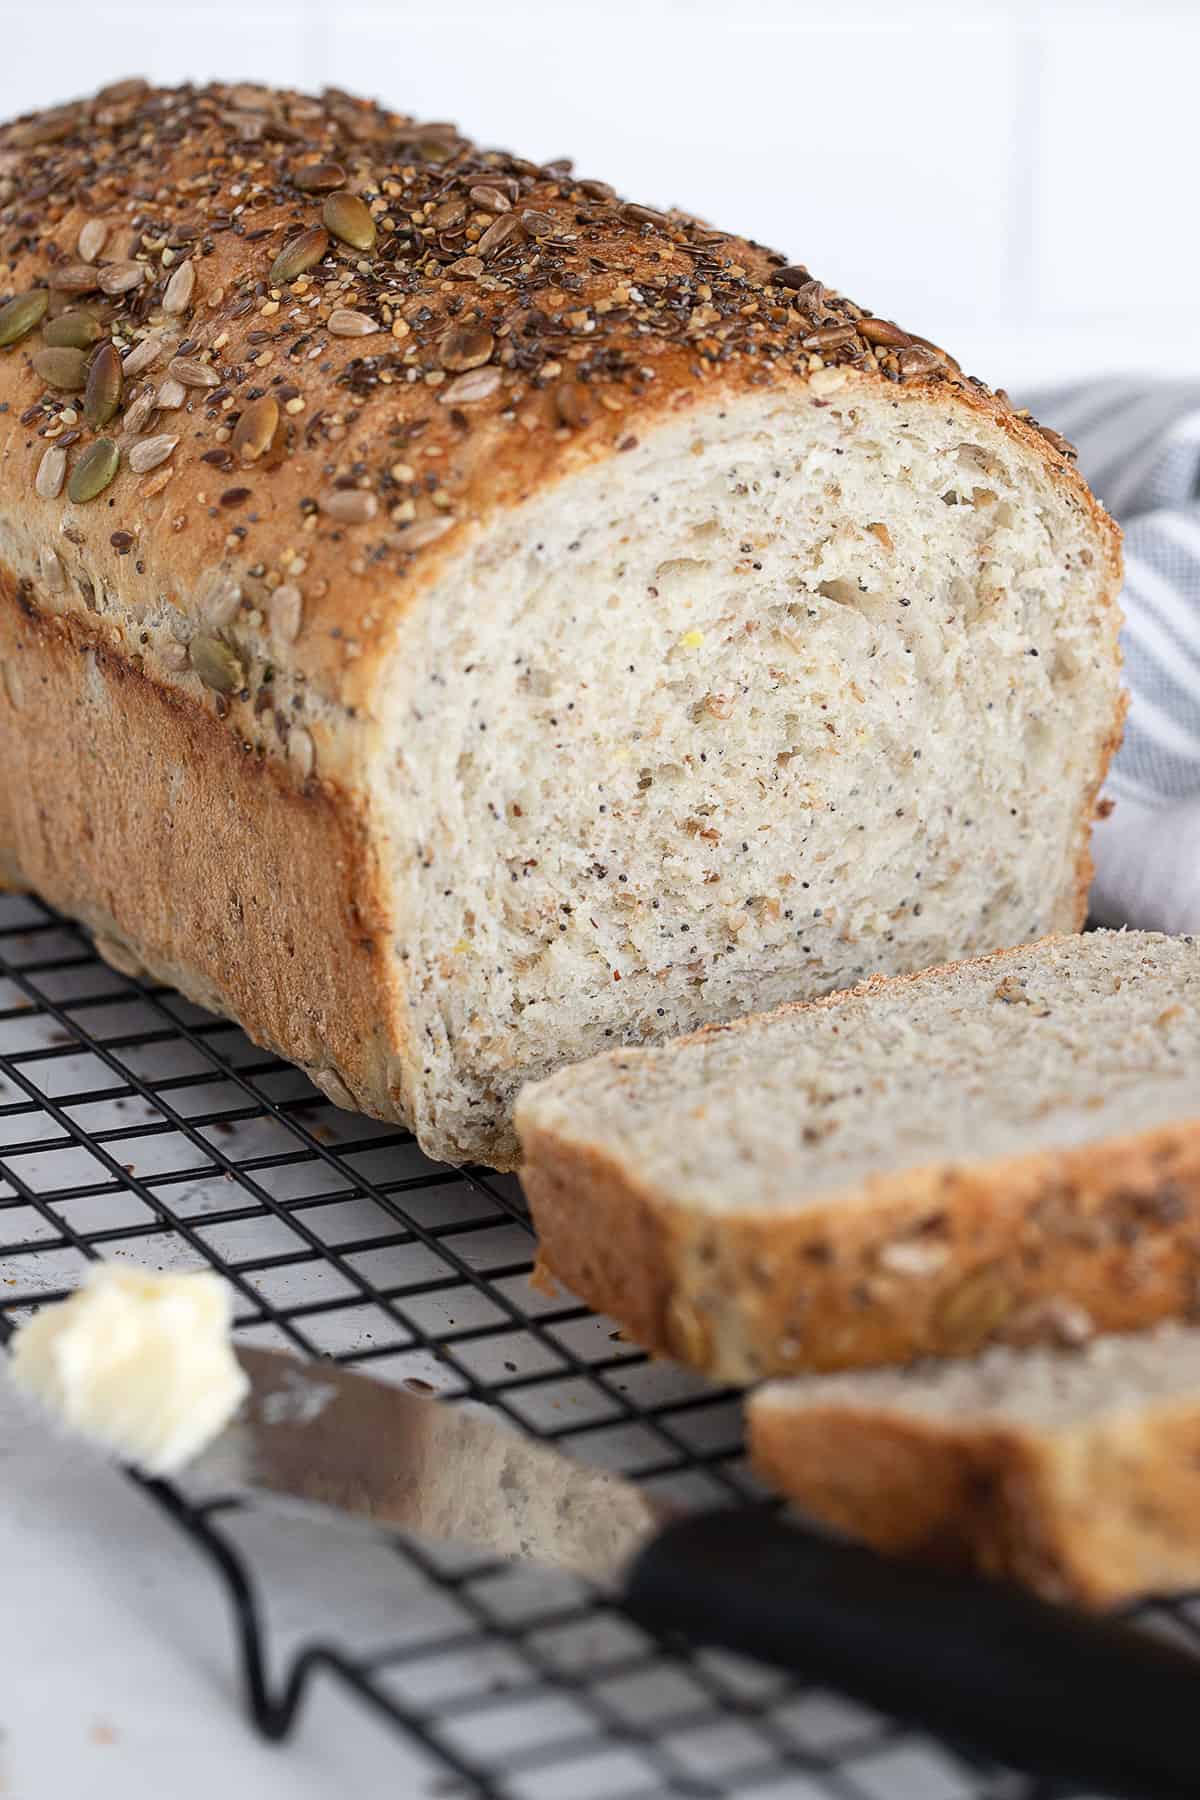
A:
[[623, 1509, 1200, 1800]]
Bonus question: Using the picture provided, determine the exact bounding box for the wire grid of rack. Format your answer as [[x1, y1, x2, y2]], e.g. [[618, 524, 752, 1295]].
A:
[[0, 887, 1161, 1800]]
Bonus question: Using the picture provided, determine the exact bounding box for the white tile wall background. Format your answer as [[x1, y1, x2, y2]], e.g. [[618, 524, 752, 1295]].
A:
[[0, 0, 1195, 390]]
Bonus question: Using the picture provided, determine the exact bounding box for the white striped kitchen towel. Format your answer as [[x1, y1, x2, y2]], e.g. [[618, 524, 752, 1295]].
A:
[[1026, 379, 1200, 932]]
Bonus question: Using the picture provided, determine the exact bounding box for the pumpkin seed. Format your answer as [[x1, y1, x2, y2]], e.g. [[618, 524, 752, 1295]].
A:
[[128, 433, 178, 474], [98, 261, 145, 296], [67, 437, 120, 504], [77, 219, 107, 263], [0, 289, 49, 348], [168, 355, 220, 389], [270, 228, 328, 286], [83, 341, 122, 427], [440, 323, 494, 371], [44, 309, 103, 349], [232, 394, 278, 463], [162, 258, 195, 315], [48, 262, 101, 293], [189, 633, 244, 694], [323, 191, 376, 252], [32, 346, 88, 390], [293, 160, 346, 191], [121, 332, 164, 377], [35, 444, 67, 499], [327, 308, 379, 337]]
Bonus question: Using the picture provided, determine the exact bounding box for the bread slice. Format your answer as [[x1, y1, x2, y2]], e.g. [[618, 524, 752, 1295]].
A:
[[748, 1322, 1200, 1608], [0, 83, 1123, 1170], [516, 931, 1200, 1379]]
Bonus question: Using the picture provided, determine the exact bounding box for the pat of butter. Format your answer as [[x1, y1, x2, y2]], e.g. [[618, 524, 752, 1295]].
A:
[[8, 1264, 248, 1476]]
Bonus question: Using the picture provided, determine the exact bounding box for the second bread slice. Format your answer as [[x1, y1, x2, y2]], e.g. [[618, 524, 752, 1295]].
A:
[[515, 932, 1200, 1380]]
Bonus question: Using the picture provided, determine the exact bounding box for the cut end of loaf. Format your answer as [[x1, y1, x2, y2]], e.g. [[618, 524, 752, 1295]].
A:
[[379, 373, 1121, 1167], [516, 931, 1200, 1379], [749, 1322, 1200, 1607]]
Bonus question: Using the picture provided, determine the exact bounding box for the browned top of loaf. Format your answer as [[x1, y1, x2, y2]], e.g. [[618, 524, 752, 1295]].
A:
[[0, 77, 1116, 716]]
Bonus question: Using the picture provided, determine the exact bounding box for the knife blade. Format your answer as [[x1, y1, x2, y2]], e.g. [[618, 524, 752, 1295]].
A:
[[173, 1347, 1200, 1800]]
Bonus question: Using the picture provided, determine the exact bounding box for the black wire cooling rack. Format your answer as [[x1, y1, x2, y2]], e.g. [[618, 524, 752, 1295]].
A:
[[0, 888, 1171, 1800]]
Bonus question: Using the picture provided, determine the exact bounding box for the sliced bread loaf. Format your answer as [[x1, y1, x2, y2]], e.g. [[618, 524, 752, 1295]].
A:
[[748, 1322, 1200, 1608], [0, 84, 1123, 1170], [515, 931, 1200, 1379]]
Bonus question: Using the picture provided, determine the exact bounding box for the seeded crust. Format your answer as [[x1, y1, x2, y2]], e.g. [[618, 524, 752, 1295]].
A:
[[0, 80, 1123, 1160], [748, 1328, 1200, 1608], [517, 937, 1200, 1379]]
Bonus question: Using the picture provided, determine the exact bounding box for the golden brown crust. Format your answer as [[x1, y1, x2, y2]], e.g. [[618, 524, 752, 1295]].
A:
[[0, 79, 1120, 752], [748, 1396, 1200, 1609], [0, 564, 408, 1115], [520, 940, 1200, 1381], [0, 80, 1124, 1154]]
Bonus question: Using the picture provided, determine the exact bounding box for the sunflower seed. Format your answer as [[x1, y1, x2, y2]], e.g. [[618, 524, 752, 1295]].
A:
[[197, 570, 242, 628], [857, 317, 911, 348], [122, 332, 164, 377], [1037, 424, 1077, 459], [402, 516, 454, 550], [44, 309, 103, 349], [128, 433, 178, 474], [48, 262, 103, 294], [39, 544, 66, 591], [287, 725, 315, 779], [623, 202, 669, 227], [0, 289, 49, 347], [35, 444, 67, 499], [897, 344, 944, 377], [162, 257, 196, 315], [83, 341, 122, 427], [468, 184, 510, 213], [477, 214, 519, 259], [232, 394, 278, 463], [772, 265, 811, 290], [327, 308, 379, 337], [32, 346, 88, 391], [439, 323, 494, 372], [519, 208, 555, 238], [122, 384, 159, 435], [554, 381, 591, 428], [156, 376, 186, 410], [98, 261, 145, 296], [189, 633, 244, 694], [268, 582, 302, 641], [293, 160, 346, 191], [77, 219, 108, 263], [801, 325, 858, 352], [270, 228, 329, 286], [323, 191, 376, 252], [96, 78, 148, 105], [319, 488, 377, 524], [168, 355, 220, 389], [429, 197, 467, 231], [67, 437, 120, 504], [439, 365, 501, 405]]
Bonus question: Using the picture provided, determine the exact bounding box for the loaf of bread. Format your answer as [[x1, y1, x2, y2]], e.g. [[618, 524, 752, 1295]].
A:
[[0, 80, 1122, 1168], [516, 932, 1200, 1377], [749, 1321, 1200, 1608]]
